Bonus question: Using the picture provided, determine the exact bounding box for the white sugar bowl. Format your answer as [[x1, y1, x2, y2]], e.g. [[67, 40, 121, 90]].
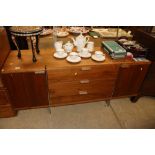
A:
[[63, 41, 74, 53]]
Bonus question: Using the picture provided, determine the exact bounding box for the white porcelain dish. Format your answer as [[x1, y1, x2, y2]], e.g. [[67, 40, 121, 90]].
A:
[[54, 52, 67, 59], [55, 31, 69, 37], [91, 54, 105, 62], [79, 52, 91, 58], [66, 55, 81, 63]]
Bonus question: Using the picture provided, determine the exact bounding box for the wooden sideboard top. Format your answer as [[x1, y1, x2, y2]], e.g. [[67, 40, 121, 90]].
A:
[[1, 47, 151, 73]]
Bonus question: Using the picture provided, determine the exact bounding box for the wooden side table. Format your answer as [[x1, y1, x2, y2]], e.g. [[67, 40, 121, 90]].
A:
[[9, 26, 43, 62]]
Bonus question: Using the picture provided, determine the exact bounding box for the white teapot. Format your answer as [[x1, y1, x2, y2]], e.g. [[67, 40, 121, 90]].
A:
[[63, 41, 74, 53], [72, 33, 89, 52]]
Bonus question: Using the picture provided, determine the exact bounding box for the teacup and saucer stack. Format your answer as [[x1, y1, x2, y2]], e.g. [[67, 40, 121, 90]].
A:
[[54, 41, 67, 59], [66, 52, 81, 63], [79, 48, 91, 58], [86, 41, 94, 52], [54, 48, 67, 59], [91, 51, 105, 62]]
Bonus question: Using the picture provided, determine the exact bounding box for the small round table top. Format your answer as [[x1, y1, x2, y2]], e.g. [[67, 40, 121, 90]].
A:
[[9, 26, 43, 36]]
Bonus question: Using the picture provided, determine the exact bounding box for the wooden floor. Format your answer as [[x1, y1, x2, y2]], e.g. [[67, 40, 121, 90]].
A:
[[0, 97, 155, 129]]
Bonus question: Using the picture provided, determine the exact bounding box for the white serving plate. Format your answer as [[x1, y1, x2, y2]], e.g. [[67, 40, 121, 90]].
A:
[[55, 32, 69, 37], [40, 28, 53, 36], [79, 52, 91, 58], [54, 52, 67, 59]]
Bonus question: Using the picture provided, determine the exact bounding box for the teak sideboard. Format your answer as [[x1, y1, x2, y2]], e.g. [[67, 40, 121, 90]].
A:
[[0, 47, 150, 117]]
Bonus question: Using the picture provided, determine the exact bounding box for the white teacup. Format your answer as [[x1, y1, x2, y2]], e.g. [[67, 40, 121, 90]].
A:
[[56, 48, 65, 56], [87, 42, 94, 52], [81, 48, 89, 56], [54, 41, 63, 50], [95, 51, 104, 59], [70, 52, 78, 60]]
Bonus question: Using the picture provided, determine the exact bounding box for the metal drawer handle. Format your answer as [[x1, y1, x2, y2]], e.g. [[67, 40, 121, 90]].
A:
[[80, 79, 90, 84], [79, 90, 88, 95], [81, 66, 91, 71], [121, 64, 130, 68], [140, 67, 143, 71], [35, 71, 45, 74]]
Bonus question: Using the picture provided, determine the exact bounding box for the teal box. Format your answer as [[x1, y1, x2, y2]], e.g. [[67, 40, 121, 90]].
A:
[[102, 41, 126, 59], [102, 41, 126, 55]]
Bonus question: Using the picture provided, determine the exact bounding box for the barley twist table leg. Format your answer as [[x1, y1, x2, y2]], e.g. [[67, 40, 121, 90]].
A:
[[11, 35, 21, 58], [30, 36, 37, 62], [36, 35, 40, 54]]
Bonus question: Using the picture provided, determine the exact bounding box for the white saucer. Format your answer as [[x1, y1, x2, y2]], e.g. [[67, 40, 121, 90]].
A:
[[66, 56, 81, 63], [54, 52, 67, 59], [79, 52, 91, 58], [91, 54, 105, 62]]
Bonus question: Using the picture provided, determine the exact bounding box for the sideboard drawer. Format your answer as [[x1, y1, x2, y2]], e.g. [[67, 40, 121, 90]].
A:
[[49, 79, 115, 98], [51, 94, 111, 106], [47, 64, 119, 82]]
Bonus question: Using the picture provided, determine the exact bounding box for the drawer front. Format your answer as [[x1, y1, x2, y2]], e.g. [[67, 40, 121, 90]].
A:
[[51, 94, 110, 106], [47, 65, 119, 82], [49, 79, 115, 98], [0, 89, 9, 105]]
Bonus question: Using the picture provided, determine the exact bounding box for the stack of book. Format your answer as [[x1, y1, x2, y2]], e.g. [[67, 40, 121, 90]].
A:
[[102, 41, 127, 59]]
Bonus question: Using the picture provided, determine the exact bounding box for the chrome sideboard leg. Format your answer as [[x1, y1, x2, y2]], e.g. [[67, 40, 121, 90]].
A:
[[48, 91, 52, 115], [105, 100, 110, 106]]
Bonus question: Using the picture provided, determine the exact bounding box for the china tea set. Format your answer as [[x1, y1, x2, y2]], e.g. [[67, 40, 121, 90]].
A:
[[54, 33, 105, 63]]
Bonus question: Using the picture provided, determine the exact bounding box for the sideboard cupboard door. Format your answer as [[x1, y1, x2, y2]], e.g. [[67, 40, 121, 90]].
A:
[[141, 61, 155, 96], [1, 71, 49, 109], [113, 64, 149, 97], [0, 88, 16, 117], [0, 88, 9, 105]]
